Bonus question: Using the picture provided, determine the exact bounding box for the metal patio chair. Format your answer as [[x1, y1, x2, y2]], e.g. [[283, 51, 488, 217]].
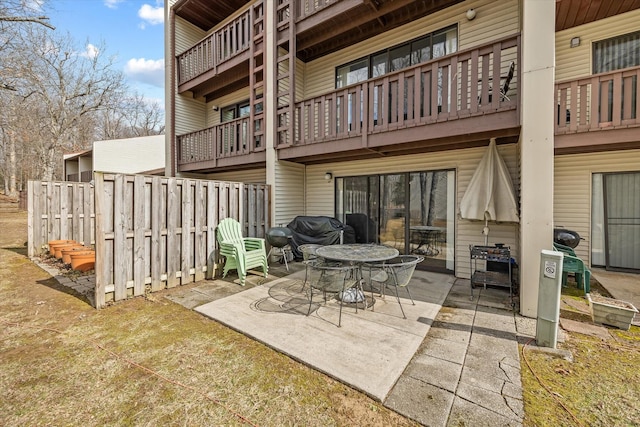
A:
[[500, 61, 515, 101], [216, 218, 268, 286], [365, 255, 424, 319], [298, 244, 324, 291], [306, 261, 358, 327]]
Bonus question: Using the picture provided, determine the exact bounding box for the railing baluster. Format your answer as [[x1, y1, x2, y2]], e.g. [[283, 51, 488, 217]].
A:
[[569, 81, 578, 131], [612, 72, 622, 126], [177, 6, 255, 85]]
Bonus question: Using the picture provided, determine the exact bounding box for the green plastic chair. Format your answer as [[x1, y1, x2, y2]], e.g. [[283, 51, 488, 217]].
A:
[[553, 242, 591, 294], [216, 218, 268, 286]]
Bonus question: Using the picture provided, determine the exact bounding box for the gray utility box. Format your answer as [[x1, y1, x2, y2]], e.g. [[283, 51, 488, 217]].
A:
[[536, 250, 564, 349]]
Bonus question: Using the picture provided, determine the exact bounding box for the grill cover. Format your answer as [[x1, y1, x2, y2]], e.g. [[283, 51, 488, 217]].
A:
[[286, 216, 355, 260]]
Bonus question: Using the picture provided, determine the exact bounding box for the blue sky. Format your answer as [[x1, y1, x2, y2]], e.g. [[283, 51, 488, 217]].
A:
[[47, 0, 165, 106]]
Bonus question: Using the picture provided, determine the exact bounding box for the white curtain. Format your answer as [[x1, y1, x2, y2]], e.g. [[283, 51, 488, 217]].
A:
[[591, 174, 605, 265]]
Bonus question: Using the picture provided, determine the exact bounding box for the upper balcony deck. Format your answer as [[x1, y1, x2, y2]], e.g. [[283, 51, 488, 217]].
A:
[[177, 2, 260, 99], [175, 0, 464, 98], [555, 65, 640, 154], [176, 34, 521, 172]]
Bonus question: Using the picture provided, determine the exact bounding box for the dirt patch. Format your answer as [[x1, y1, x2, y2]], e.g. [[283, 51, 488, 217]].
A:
[[590, 292, 637, 310]]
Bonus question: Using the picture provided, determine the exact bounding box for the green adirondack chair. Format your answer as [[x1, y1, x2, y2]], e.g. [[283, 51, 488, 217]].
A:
[[216, 218, 268, 285], [553, 242, 591, 294]]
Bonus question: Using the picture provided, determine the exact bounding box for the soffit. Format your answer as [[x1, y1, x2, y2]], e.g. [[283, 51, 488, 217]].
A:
[[556, 0, 640, 31], [173, 0, 251, 31], [297, 0, 464, 62]]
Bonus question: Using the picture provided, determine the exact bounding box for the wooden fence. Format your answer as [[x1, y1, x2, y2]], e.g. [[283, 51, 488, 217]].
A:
[[28, 180, 95, 257], [28, 173, 271, 308]]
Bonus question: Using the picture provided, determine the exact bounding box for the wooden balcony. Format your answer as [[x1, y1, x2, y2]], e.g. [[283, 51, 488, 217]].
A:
[[279, 34, 521, 163], [80, 171, 93, 183], [177, 0, 463, 94], [177, 1, 262, 92], [177, 115, 266, 173], [555, 66, 640, 153], [176, 35, 521, 171], [294, 0, 339, 20]]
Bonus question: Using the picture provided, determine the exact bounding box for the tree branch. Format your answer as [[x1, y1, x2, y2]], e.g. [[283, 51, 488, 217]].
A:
[[0, 15, 55, 30]]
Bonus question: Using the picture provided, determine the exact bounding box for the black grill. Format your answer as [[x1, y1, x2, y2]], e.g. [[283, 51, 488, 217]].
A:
[[554, 228, 581, 249], [266, 227, 293, 248]]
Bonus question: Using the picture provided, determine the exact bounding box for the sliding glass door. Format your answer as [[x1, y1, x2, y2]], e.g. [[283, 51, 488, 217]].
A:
[[592, 172, 640, 271], [336, 170, 455, 273]]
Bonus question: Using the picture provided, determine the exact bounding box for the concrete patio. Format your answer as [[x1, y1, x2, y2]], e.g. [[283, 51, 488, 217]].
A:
[[195, 268, 453, 401], [167, 261, 526, 426]]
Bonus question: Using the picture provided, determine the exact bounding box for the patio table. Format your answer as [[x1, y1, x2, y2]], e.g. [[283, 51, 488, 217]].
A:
[[410, 225, 446, 256], [316, 244, 399, 307], [316, 244, 399, 264]]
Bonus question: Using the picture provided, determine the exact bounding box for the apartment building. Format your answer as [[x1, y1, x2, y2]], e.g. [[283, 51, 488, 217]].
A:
[[165, 0, 640, 316]]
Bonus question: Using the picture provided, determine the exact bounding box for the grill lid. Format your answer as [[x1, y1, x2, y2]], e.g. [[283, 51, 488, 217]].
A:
[[267, 227, 293, 247]]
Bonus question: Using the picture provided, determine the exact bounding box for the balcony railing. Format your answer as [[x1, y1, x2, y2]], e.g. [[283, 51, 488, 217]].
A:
[[295, 0, 339, 20], [177, 4, 258, 85], [177, 115, 265, 166], [80, 171, 93, 183], [555, 66, 640, 134], [290, 34, 520, 148]]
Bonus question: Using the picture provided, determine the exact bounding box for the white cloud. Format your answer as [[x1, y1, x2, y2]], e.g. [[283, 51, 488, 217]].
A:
[[138, 4, 164, 26], [125, 58, 165, 88], [104, 0, 125, 9], [81, 43, 100, 59]]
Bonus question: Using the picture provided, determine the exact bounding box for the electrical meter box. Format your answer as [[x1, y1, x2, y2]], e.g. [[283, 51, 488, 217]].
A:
[[536, 250, 564, 349]]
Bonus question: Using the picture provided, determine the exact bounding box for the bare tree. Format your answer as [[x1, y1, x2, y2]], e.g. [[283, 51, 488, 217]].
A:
[[0, 0, 53, 92], [0, 0, 54, 30], [11, 27, 128, 180], [96, 93, 165, 140], [124, 94, 165, 137], [0, 0, 164, 191], [0, 0, 53, 194]]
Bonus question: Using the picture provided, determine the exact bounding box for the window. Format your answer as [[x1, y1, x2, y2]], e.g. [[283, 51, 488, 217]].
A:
[[220, 101, 251, 153], [336, 25, 458, 88], [336, 58, 369, 88], [221, 101, 251, 122], [593, 31, 640, 74], [592, 31, 639, 121]]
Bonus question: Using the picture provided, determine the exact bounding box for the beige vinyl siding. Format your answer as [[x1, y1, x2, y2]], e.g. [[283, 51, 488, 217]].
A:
[[296, 57, 305, 102], [175, 16, 206, 55], [304, 144, 520, 278], [274, 161, 305, 226], [554, 149, 640, 264], [204, 168, 266, 184], [555, 9, 640, 82], [303, 0, 519, 99], [458, 0, 520, 49], [175, 94, 206, 135]]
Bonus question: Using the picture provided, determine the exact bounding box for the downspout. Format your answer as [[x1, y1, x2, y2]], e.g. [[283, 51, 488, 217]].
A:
[[166, 4, 176, 177]]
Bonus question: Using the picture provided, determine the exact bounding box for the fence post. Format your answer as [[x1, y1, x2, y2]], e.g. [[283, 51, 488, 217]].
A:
[[94, 172, 106, 309]]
